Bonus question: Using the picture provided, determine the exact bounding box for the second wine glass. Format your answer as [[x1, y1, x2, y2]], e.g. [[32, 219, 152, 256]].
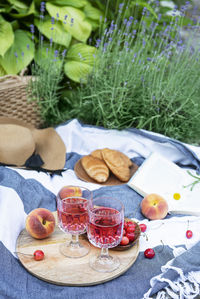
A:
[[87, 197, 124, 272]]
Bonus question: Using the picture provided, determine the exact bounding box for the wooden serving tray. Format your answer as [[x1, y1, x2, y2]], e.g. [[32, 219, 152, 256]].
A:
[[16, 214, 140, 286], [74, 158, 139, 186]]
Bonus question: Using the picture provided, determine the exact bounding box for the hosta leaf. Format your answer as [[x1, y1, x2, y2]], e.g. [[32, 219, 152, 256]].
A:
[[35, 18, 71, 48], [0, 15, 14, 56], [46, 3, 92, 42], [48, 0, 88, 8], [64, 60, 93, 83], [7, 0, 28, 11], [66, 43, 97, 65], [64, 43, 97, 82], [83, 3, 102, 21], [0, 30, 34, 74], [10, 1, 35, 18]]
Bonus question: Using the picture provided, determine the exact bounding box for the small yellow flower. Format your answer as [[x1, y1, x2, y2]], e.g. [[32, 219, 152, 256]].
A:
[[173, 193, 181, 200]]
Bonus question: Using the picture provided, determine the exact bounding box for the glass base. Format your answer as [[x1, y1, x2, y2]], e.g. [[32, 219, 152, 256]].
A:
[[89, 253, 120, 272], [60, 239, 90, 258]]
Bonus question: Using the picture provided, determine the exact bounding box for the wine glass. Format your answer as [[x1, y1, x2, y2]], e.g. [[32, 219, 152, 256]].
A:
[[87, 197, 124, 272], [56, 186, 92, 258]]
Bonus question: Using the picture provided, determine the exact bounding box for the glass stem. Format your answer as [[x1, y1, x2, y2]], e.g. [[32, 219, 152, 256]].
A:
[[100, 247, 109, 258], [70, 234, 80, 248]]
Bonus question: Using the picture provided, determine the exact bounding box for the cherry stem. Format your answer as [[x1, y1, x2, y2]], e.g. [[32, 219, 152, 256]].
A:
[[142, 232, 148, 241], [157, 240, 164, 253]]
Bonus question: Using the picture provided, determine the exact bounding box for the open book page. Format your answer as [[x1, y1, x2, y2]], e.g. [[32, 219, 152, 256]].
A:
[[127, 152, 200, 215]]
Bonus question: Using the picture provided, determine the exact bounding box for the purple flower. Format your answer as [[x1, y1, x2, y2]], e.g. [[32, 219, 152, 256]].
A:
[[64, 15, 68, 20], [14, 52, 18, 58], [39, 15, 44, 19], [30, 24, 34, 34], [40, 2, 45, 13], [46, 48, 49, 54], [21, 52, 24, 57], [62, 49, 67, 57], [119, 3, 124, 9], [51, 17, 55, 25], [54, 50, 59, 58], [50, 38, 53, 46], [147, 57, 151, 61], [56, 13, 59, 19], [27, 44, 30, 50], [142, 7, 147, 15]]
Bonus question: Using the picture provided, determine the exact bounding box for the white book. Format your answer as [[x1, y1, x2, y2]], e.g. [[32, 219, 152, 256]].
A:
[[127, 152, 200, 216]]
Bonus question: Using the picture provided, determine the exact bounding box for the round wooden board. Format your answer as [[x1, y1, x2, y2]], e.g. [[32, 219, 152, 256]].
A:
[[74, 158, 139, 186], [16, 214, 140, 286]]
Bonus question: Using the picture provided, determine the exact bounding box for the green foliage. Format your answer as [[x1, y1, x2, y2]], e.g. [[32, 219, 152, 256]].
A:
[[65, 3, 200, 144], [0, 29, 34, 74], [0, 0, 103, 78], [0, 15, 14, 56]]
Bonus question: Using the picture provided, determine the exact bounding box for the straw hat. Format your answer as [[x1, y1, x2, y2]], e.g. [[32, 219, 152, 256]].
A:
[[0, 117, 66, 172]]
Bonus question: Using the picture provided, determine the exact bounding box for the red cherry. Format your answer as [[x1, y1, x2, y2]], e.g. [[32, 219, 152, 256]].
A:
[[120, 236, 129, 246], [139, 223, 147, 232], [126, 226, 136, 233], [186, 230, 193, 239], [34, 250, 44, 261], [144, 248, 155, 259], [126, 232, 135, 242], [123, 221, 128, 229]]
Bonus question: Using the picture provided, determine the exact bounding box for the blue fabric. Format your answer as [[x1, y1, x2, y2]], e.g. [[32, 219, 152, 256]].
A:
[[0, 120, 200, 298]]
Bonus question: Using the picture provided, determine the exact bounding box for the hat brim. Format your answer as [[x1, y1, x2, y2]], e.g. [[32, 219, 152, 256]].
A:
[[0, 117, 66, 171]]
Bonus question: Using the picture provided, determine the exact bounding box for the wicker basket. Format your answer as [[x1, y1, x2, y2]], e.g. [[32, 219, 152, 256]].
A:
[[0, 75, 43, 128]]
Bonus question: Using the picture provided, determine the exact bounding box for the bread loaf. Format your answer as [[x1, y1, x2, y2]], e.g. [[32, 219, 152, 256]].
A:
[[81, 155, 109, 183], [102, 148, 131, 182]]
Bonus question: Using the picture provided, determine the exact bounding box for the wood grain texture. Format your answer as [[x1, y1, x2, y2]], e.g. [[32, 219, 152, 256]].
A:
[[74, 159, 139, 186], [16, 213, 140, 286]]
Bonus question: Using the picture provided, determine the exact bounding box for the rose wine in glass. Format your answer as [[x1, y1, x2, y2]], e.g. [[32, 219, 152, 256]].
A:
[[87, 197, 124, 272], [57, 186, 92, 258]]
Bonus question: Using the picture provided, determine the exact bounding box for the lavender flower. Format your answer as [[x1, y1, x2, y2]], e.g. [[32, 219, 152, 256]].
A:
[[14, 52, 18, 58], [30, 24, 34, 34], [27, 44, 30, 50], [51, 17, 55, 25], [54, 50, 59, 58], [62, 49, 67, 57], [95, 39, 101, 48], [40, 2, 45, 13]]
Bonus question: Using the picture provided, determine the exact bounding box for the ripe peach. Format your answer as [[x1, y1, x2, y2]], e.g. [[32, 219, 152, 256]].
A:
[[25, 208, 55, 239], [141, 193, 168, 220], [58, 186, 82, 199]]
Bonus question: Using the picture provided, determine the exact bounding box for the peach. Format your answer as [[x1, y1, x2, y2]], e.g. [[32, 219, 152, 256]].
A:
[[141, 193, 168, 220], [25, 208, 55, 239], [58, 186, 82, 199]]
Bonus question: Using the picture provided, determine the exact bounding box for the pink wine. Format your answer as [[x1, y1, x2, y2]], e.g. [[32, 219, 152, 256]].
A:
[[57, 197, 88, 235], [87, 207, 123, 248]]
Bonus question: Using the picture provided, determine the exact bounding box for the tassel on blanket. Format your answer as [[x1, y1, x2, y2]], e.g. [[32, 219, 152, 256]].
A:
[[143, 269, 200, 299]]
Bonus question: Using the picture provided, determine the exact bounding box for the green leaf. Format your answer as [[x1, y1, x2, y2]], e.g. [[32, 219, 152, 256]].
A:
[[7, 0, 28, 10], [48, 0, 88, 8], [64, 43, 97, 82], [0, 29, 34, 74], [64, 60, 93, 83], [35, 18, 72, 48], [83, 3, 102, 21], [9, 1, 35, 18], [46, 3, 92, 42], [0, 15, 14, 56]]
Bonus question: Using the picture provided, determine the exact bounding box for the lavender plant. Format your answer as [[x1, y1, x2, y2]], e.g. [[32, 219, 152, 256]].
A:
[[67, 1, 200, 144]]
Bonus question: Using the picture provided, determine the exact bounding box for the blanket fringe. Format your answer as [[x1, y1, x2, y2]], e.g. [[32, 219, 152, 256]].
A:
[[143, 269, 200, 299]]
